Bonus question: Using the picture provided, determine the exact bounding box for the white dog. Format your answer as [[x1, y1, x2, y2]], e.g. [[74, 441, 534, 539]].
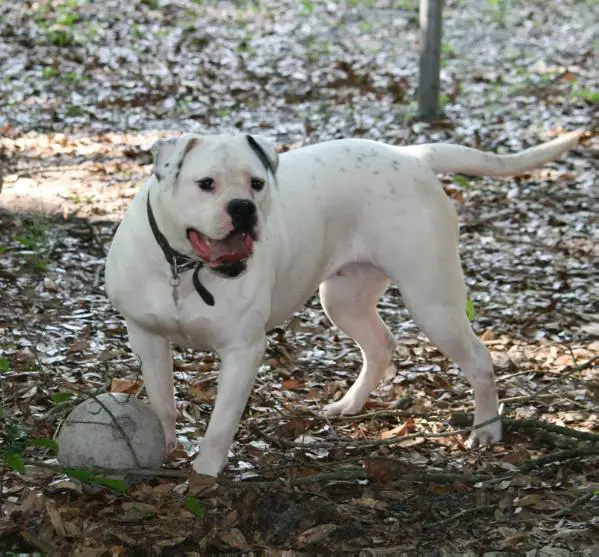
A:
[[104, 130, 581, 488]]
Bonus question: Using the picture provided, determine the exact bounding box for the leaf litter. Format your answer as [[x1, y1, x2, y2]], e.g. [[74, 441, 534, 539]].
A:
[[0, 0, 597, 554]]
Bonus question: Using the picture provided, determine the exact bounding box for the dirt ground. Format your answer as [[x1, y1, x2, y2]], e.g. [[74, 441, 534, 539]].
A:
[[0, 0, 597, 555]]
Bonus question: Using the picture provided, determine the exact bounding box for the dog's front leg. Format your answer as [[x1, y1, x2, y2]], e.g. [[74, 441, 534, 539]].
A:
[[190, 336, 266, 482], [126, 319, 178, 455]]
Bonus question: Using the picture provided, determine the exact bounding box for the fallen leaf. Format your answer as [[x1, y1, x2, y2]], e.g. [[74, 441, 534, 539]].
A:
[[296, 524, 339, 547], [282, 377, 306, 390], [218, 528, 251, 551], [110, 378, 142, 395], [481, 328, 494, 342], [431, 484, 451, 496], [379, 418, 416, 440], [46, 499, 66, 537], [364, 459, 397, 483], [351, 497, 389, 509]]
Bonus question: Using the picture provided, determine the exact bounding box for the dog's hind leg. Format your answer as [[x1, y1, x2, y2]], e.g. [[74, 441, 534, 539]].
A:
[[379, 212, 502, 446], [320, 263, 396, 416]]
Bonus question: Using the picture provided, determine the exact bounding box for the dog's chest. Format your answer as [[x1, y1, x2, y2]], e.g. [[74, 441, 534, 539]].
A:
[[129, 282, 219, 350]]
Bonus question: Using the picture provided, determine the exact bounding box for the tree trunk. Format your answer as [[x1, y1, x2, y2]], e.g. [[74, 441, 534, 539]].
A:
[[418, 0, 444, 121]]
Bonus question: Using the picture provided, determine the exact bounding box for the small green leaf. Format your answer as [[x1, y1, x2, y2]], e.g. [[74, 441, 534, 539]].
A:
[[14, 235, 37, 249], [95, 477, 129, 493], [0, 358, 10, 372], [454, 175, 471, 189], [466, 299, 476, 321], [34, 260, 49, 273], [185, 496, 205, 518], [64, 468, 129, 493], [64, 468, 96, 482], [51, 391, 75, 403], [5, 450, 26, 473], [29, 438, 59, 453]]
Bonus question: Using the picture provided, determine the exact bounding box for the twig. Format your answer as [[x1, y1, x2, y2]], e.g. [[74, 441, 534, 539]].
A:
[[232, 467, 492, 489], [22, 458, 187, 479], [234, 467, 366, 488], [81, 219, 108, 257], [454, 392, 559, 410], [19, 529, 56, 554], [332, 409, 435, 421], [93, 261, 105, 288], [427, 505, 496, 528], [451, 413, 598, 443], [550, 491, 595, 518], [254, 414, 502, 450], [460, 208, 515, 231], [491, 233, 565, 253], [519, 447, 599, 472], [535, 354, 598, 396]]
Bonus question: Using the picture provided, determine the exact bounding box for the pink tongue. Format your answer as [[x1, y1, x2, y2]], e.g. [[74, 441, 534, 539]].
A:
[[189, 230, 254, 264], [188, 230, 212, 260], [211, 234, 253, 264]]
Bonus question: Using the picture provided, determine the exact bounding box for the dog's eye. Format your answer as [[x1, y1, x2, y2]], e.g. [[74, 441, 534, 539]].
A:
[[251, 177, 265, 192], [197, 178, 215, 192]]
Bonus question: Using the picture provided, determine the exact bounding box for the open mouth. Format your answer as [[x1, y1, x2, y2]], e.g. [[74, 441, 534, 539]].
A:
[[186, 228, 256, 268]]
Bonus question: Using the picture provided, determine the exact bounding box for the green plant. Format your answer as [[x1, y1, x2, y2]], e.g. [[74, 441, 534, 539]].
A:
[[64, 468, 129, 493], [2, 424, 128, 492], [64, 71, 83, 84], [12, 215, 51, 274], [486, 0, 509, 25], [2, 409, 29, 474], [35, 1, 83, 47], [466, 299, 476, 321], [14, 214, 48, 249], [185, 496, 206, 517], [42, 67, 60, 79], [46, 27, 76, 47], [442, 43, 457, 61], [66, 105, 85, 117], [302, 0, 315, 13], [572, 87, 598, 104], [453, 175, 471, 189], [394, 0, 417, 11]]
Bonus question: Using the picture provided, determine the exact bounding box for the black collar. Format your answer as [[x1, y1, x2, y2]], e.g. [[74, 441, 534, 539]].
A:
[[146, 193, 215, 306]]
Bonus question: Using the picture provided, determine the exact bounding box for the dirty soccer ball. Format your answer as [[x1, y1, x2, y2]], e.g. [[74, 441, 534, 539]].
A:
[[57, 392, 166, 470]]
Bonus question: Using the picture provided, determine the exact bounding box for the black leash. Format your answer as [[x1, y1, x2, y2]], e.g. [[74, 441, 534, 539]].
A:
[[146, 194, 215, 306]]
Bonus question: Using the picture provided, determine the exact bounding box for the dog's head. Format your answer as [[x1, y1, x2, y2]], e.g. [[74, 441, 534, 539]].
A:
[[150, 133, 278, 273]]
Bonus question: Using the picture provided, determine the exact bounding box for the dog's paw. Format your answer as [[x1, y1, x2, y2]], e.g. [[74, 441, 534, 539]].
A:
[[188, 469, 219, 496], [164, 432, 178, 455], [466, 418, 502, 448], [323, 397, 364, 417]]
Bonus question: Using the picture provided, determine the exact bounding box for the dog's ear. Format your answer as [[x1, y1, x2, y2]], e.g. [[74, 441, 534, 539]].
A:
[[247, 135, 279, 188], [151, 134, 201, 183]]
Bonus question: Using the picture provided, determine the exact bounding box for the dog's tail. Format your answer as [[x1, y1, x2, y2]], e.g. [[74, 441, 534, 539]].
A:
[[402, 130, 583, 177]]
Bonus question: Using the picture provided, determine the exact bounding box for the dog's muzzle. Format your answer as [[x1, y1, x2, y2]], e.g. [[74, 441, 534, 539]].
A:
[[185, 198, 259, 278]]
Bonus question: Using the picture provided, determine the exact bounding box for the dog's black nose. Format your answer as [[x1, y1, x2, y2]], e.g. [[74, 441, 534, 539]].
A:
[[227, 199, 257, 232]]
